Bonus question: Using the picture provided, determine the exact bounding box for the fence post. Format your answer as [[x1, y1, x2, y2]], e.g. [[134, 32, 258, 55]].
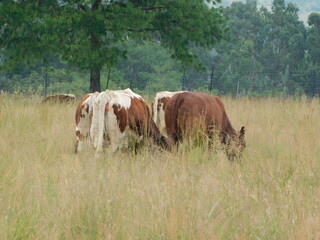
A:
[[43, 66, 48, 97], [181, 71, 186, 91]]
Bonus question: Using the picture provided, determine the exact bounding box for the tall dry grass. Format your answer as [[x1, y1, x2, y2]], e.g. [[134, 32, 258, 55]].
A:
[[0, 94, 319, 240]]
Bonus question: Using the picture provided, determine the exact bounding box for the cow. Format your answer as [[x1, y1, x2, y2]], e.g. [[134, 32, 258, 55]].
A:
[[164, 92, 246, 160], [90, 89, 167, 154], [42, 94, 76, 103], [151, 91, 185, 137], [74, 92, 99, 153]]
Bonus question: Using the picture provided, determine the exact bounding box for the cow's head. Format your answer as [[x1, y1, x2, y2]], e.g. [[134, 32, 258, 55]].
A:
[[225, 126, 246, 160], [75, 103, 91, 153]]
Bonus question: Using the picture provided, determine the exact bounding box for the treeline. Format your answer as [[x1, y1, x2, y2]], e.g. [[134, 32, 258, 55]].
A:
[[1, 0, 320, 97]]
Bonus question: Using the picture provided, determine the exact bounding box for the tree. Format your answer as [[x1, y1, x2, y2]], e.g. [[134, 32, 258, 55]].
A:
[[116, 41, 182, 92], [214, 0, 265, 94], [307, 13, 320, 66], [260, 0, 306, 93], [0, 0, 227, 92]]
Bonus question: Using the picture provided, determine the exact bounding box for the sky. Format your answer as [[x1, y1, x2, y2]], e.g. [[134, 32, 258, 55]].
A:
[[220, 0, 320, 24]]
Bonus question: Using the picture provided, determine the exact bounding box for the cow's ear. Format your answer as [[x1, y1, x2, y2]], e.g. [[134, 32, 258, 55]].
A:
[[239, 126, 245, 138]]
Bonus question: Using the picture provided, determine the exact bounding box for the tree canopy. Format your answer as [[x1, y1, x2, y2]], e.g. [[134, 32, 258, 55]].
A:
[[0, 0, 227, 92]]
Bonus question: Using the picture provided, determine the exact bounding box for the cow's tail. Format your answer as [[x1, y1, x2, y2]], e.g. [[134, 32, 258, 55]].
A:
[[90, 95, 100, 150], [91, 92, 110, 152]]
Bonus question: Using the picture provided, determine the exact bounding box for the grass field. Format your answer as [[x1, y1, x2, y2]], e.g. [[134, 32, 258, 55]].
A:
[[0, 94, 319, 240]]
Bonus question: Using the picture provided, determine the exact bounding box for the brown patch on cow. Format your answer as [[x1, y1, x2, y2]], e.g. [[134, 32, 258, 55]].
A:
[[105, 97, 167, 150], [159, 97, 171, 112], [128, 98, 152, 136], [129, 98, 167, 148], [113, 104, 128, 133]]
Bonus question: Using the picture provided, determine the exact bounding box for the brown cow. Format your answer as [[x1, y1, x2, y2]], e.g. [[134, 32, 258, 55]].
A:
[[165, 92, 246, 160], [75, 92, 99, 153], [90, 89, 167, 153]]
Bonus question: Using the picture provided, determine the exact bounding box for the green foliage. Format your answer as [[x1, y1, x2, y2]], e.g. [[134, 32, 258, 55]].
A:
[[116, 41, 183, 92], [0, 0, 227, 91], [307, 13, 320, 66], [211, 0, 315, 96], [1, 0, 320, 96]]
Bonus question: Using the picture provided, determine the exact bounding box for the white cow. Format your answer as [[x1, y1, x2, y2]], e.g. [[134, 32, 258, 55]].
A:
[[90, 89, 165, 154]]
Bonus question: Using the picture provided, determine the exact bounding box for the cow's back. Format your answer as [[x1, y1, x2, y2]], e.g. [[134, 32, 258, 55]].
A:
[[165, 92, 234, 142]]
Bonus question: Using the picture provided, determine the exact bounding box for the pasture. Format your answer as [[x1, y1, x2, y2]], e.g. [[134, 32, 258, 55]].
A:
[[0, 95, 319, 240]]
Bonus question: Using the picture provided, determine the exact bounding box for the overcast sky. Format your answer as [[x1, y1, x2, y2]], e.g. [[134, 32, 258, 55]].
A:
[[220, 0, 320, 25]]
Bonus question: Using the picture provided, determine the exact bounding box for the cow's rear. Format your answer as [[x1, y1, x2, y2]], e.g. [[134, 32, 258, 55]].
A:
[[165, 92, 246, 159], [90, 89, 166, 154]]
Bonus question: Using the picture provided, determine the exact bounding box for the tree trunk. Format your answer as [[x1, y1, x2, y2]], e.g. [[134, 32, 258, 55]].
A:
[[106, 67, 111, 90], [90, 33, 101, 92], [181, 71, 186, 91], [250, 71, 256, 92], [89, 1, 102, 93], [209, 64, 214, 92], [250, 54, 256, 91], [90, 66, 101, 92], [43, 66, 49, 97]]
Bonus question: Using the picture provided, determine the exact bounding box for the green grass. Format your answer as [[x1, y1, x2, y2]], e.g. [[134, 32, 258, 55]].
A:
[[0, 95, 319, 240]]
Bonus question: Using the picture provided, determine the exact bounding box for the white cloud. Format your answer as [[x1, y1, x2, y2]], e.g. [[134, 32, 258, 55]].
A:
[[220, 0, 320, 25], [299, 11, 311, 25]]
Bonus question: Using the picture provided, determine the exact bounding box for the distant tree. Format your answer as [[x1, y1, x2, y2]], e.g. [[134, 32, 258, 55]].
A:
[[0, 0, 227, 92], [307, 13, 320, 65], [302, 12, 320, 96], [257, 0, 304, 92], [116, 41, 182, 92], [214, 0, 265, 94]]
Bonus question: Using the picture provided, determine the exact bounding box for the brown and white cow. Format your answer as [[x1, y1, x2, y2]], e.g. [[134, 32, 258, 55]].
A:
[[164, 92, 246, 159], [75, 92, 99, 153], [43, 94, 76, 103], [90, 89, 166, 153], [152, 91, 185, 137]]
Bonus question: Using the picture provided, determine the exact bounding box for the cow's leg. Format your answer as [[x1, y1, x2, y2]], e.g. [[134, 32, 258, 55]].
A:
[[75, 128, 81, 153], [75, 139, 81, 153], [110, 130, 127, 152], [75, 140, 79, 153], [75, 128, 86, 153], [165, 128, 178, 152]]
